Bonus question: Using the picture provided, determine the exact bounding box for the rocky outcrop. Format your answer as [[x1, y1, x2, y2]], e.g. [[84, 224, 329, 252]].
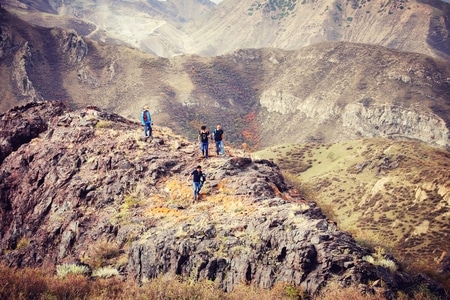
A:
[[0, 102, 63, 164], [55, 28, 88, 64], [0, 23, 13, 58], [11, 42, 42, 101], [0, 102, 446, 299], [127, 197, 433, 296], [0, 8, 87, 105], [343, 103, 449, 147], [260, 92, 450, 147]]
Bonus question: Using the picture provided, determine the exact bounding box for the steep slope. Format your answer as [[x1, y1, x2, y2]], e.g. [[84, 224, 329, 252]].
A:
[[189, 0, 450, 59], [4, 0, 450, 59], [1, 8, 450, 149], [0, 101, 446, 298], [254, 139, 450, 286], [2, 0, 216, 57]]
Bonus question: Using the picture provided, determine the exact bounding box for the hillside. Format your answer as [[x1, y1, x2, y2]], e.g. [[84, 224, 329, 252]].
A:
[[1, 8, 450, 150], [3, 0, 450, 60], [1, 101, 446, 298], [253, 138, 450, 287], [188, 0, 450, 59]]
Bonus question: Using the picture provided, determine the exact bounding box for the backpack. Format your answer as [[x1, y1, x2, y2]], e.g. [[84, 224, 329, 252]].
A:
[[143, 110, 149, 123], [198, 172, 206, 191], [200, 130, 209, 142]]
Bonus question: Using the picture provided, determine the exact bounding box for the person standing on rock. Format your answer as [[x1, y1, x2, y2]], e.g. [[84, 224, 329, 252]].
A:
[[212, 124, 225, 157], [189, 165, 203, 203], [198, 125, 210, 159], [141, 106, 152, 138]]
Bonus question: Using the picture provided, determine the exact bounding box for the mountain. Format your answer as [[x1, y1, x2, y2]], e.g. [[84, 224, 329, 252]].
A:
[[0, 101, 446, 298], [1, 0, 217, 57], [1, 8, 450, 150], [188, 0, 450, 59], [2, 0, 450, 59], [1, 2, 450, 296]]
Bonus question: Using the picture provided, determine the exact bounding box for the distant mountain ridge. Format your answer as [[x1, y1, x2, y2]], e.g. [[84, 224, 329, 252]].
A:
[[2, 0, 450, 59], [1, 7, 450, 149]]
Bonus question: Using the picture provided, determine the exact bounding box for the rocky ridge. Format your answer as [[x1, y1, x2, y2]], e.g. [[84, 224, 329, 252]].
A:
[[0, 102, 446, 298]]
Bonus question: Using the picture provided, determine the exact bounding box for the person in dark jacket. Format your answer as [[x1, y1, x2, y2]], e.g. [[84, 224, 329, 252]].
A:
[[189, 165, 203, 202], [198, 125, 210, 158], [212, 124, 225, 157]]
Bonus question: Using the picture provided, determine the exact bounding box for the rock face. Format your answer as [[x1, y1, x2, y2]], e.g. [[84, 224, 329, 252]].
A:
[[127, 199, 369, 293], [0, 102, 62, 163], [0, 102, 446, 298], [259, 93, 450, 147]]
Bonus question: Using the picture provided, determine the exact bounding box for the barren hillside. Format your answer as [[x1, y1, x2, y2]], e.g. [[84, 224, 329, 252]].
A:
[[189, 0, 450, 59], [3, 0, 450, 59]]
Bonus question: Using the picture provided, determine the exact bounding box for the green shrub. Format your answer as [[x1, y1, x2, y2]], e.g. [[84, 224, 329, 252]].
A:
[[284, 284, 306, 298]]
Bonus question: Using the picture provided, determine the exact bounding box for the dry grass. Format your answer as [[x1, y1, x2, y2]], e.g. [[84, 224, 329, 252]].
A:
[[1, 264, 441, 300], [164, 177, 195, 204], [16, 237, 31, 250], [316, 281, 386, 300], [56, 263, 91, 278], [316, 280, 443, 300], [85, 240, 122, 269], [95, 120, 114, 128]]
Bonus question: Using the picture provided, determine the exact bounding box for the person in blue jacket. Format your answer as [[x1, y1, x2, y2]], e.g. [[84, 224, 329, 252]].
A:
[[141, 106, 152, 137]]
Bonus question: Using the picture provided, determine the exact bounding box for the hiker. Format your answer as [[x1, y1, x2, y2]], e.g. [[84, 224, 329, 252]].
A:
[[212, 124, 225, 157], [198, 125, 210, 158], [141, 106, 152, 137], [189, 165, 203, 202]]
